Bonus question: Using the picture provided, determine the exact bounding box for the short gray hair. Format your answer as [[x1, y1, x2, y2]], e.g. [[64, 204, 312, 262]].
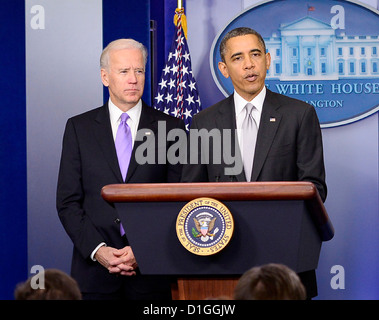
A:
[[220, 27, 266, 62], [100, 38, 148, 70]]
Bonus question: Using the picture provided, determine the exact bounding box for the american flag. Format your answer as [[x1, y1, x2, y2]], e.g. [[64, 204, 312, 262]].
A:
[[153, 9, 201, 131]]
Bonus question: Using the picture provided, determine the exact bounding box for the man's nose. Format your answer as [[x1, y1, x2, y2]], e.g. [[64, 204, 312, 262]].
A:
[[128, 71, 138, 83], [244, 56, 254, 69]]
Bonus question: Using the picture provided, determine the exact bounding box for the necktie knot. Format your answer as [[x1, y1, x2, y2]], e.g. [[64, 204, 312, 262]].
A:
[[120, 112, 129, 123], [245, 103, 254, 118]]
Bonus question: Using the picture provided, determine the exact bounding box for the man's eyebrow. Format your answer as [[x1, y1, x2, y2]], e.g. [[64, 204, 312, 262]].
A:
[[230, 52, 242, 60], [230, 48, 262, 59], [118, 67, 144, 71]]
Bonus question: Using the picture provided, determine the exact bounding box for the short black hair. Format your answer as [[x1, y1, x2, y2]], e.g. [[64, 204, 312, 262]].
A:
[[219, 27, 266, 62]]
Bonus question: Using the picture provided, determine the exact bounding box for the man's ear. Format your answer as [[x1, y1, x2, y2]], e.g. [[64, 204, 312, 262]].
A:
[[265, 52, 271, 71], [218, 61, 230, 79], [100, 68, 109, 87]]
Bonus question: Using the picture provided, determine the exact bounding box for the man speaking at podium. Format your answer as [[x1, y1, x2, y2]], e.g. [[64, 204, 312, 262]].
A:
[[181, 27, 327, 298]]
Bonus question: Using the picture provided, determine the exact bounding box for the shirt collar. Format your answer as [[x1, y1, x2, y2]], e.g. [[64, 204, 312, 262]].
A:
[[108, 99, 142, 126], [234, 86, 266, 116]]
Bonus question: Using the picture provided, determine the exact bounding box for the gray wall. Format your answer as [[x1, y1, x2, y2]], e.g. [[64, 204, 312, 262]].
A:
[[26, 0, 103, 272]]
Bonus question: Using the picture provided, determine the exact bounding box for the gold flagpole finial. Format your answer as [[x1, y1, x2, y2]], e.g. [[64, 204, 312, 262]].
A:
[[174, 0, 187, 39]]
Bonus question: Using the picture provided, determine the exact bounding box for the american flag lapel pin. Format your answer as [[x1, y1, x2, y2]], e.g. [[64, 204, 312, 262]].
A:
[[270, 117, 276, 122]]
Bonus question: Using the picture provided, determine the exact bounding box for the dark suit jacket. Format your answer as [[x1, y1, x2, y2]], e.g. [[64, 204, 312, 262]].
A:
[[181, 89, 327, 202], [56, 101, 184, 294], [181, 89, 327, 298]]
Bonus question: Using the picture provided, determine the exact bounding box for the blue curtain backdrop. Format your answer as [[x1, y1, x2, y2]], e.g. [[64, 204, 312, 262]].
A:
[[0, 0, 27, 299]]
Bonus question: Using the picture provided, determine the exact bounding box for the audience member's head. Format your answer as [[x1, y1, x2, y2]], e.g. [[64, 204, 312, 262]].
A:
[[14, 268, 82, 300], [234, 263, 306, 300]]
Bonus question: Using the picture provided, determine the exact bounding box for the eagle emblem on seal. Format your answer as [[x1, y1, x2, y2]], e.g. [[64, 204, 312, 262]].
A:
[[192, 213, 219, 242]]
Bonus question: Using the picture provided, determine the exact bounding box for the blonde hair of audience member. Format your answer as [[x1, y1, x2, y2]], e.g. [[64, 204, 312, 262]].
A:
[[234, 263, 306, 300], [14, 269, 82, 300]]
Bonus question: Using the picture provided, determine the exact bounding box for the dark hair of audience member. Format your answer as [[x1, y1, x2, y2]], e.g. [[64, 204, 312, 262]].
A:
[[14, 268, 82, 300], [234, 263, 306, 300]]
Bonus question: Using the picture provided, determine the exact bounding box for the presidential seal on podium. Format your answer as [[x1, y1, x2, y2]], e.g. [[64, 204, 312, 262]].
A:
[[176, 197, 234, 256]]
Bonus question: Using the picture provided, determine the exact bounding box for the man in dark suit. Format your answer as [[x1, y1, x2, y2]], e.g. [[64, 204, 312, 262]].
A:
[[181, 27, 327, 298], [57, 39, 184, 300]]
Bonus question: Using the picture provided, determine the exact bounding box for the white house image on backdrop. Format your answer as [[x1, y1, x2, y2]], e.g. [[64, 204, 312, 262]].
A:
[[265, 16, 379, 81]]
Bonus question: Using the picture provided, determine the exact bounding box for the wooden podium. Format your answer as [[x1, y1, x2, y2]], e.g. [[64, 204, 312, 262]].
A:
[[101, 181, 334, 300]]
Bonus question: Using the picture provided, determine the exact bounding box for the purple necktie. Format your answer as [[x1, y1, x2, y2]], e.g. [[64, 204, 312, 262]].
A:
[[115, 113, 132, 181], [115, 113, 132, 236]]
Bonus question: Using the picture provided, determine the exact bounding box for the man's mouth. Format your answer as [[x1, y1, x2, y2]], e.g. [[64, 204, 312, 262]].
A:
[[244, 73, 258, 81]]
